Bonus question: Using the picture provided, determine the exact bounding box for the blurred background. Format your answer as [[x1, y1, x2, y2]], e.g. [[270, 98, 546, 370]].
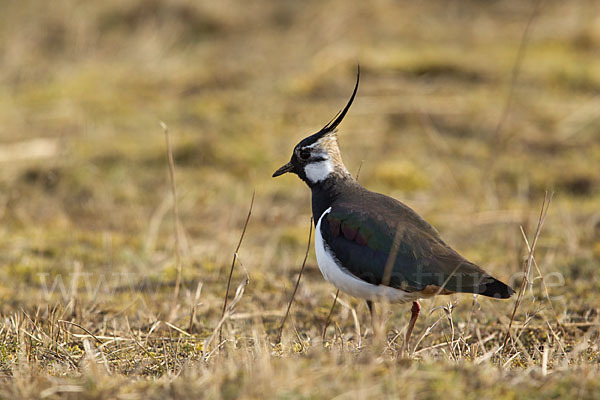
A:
[[0, 0, 599, 335]]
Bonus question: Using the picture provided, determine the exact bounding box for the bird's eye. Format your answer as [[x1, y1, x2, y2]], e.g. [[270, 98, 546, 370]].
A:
[[299, 149, 311, 160]]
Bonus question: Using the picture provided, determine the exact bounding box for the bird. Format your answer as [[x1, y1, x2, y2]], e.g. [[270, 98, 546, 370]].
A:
[[272, 67, 515, 351]]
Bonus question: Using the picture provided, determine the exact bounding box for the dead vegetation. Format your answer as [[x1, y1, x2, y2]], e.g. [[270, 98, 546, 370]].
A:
[[1, 0, 600, 398]]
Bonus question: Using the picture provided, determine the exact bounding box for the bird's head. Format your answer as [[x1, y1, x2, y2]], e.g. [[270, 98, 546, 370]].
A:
[[272, 67, 359, 187]]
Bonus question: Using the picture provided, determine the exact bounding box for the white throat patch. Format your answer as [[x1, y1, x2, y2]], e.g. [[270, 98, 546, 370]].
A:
[[304, 159, 334, 183]]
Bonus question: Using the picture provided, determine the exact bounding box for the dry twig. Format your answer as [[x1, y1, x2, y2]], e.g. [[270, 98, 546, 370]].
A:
[[322, 289, 340, 342], [161, 121, 184, 317], [188, 281, 203, 334], [278, 217, 313, 343], [206, 271, 250, 352], [502, 191, 553, 352], [219, 190, 255, 342], [489, 0, 544, 154]]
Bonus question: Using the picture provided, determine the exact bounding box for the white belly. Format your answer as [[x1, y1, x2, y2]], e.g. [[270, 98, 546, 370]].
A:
[[314, 207, 417, 303]]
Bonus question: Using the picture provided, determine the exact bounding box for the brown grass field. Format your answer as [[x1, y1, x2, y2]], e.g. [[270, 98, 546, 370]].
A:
[[1, 0, 600, 398]]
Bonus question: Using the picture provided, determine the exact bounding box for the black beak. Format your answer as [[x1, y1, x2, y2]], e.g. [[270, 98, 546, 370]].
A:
[[272, 162, 294, 177]]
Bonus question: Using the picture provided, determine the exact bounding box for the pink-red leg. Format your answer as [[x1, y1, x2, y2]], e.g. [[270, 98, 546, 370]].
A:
[[405, 300, 421, 353]]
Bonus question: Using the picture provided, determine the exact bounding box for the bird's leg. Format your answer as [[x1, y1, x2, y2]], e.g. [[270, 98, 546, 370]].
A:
[[405, 300, 421, 354], [365, 300, 375, 335]]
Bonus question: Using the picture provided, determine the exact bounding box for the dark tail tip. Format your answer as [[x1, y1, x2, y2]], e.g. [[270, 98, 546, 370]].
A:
[[480, 278, 515, 299]]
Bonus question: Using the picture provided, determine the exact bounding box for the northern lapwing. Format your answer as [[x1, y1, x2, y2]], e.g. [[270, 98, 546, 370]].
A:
[[273, 67, 515, 350]]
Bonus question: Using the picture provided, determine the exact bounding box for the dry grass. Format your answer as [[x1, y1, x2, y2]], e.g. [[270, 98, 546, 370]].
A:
[[1, 0, 600, 398]]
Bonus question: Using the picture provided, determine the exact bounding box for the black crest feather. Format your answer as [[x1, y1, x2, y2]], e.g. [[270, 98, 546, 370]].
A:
[[297, 65, 360, 149], [317, 65, 360, 136]]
